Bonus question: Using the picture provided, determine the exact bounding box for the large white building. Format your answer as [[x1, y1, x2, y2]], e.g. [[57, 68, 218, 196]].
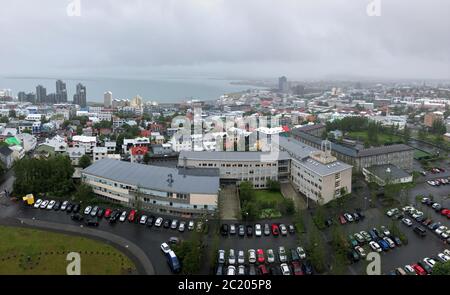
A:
[[104, 91, 112, 108], [72, 135, 97, 153], [82, 159, 220, 218]]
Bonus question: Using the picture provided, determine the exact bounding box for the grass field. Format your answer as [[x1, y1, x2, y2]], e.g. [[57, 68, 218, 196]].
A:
[[414, 149, 432, 160], [253, 190, 284, 219], [347, 131, 403, 145], [0, 226, 136, 275]]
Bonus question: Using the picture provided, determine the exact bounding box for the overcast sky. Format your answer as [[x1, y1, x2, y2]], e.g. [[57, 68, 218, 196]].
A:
[[1, 0, 449, 80]]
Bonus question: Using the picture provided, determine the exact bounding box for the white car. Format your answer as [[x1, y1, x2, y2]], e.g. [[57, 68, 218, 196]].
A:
[[238, 265, 245, 275], [404, 265, 416, 274], [237, 250, 245, 264], [432, 203, 441, 210], [84, 206, 92, 215], [40, 200, 49, 209], [33, 199, 43, 208], [435, 226, 448, 235], [188, 220, 195, 231], [402, 206, 414, 213], [355, 246, 366, 257], [380, 226, 390, 237], [160, 242, 171, 254], [227, 266, 236, 275], [386, 208, 398, 217], [441, 230, 450, 240], [119, 211, 127, 222], [427, 180, 436, 186], [255, 224, 262, 237], [218, 250, 225, 264], [402, 218, 413, 226], [383, 237, 395, 248], [437, 253, 450, 262], [279, 224, 288, 235], [444, 249, 450, 256], [369, 241, 382, 252], [280, 263, 291, 275], [47, 200, 56, 210], [178, 221, 186, 232], [296, 246, 306, 259], [267, 249, 275, 263], [423, 257, 436, 268], [139, 215, 148, 224], [411, 211, 423, 219], [344, 213, 354, 222], [155, 217, 163, 227], [278, 246, 287, 263], [228, 249, 236, 265], [248, 249, 256, 264], [60, 200, 68, 210]]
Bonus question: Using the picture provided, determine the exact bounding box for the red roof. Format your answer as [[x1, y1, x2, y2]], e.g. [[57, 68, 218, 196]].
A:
[[140, 130, 151, 137], [130, 146, 148, 156], [282, 126, 290, 132]]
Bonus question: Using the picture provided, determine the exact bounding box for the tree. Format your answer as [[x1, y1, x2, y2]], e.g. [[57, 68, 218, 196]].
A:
[[431, 118, 446, 135], [266, 179, 281, 192], [431, 261, 450, 275], [306, 227, 326, 273], [241, 200, 259, 220], [73, 184, 95, 203], [172, 223, 204, 275], [79, 155, 92, 169], [143, 153, 151, 165], [238, 181, 255, 202], [402, 126, 410, 142]]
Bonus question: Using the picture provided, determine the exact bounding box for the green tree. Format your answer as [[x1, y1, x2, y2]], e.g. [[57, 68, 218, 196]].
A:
[[431, 118, 446, 135], [306, 227, 326, 273], [431, 261, 450, 275], [79, 155, 92, 169], [266, 179, 281, 192], [402, 126, 410, 142], [172, 223, 204, 275], [73, 183, 95, 203], [241, 200, 259, 220], [238, 181, 255, 202]]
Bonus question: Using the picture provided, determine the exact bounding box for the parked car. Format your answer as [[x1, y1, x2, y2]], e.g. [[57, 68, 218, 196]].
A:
[[380, 226, 390, 237], [248, 265, 256, 276], [271, 224, 280, 236], [90, 206, 99, 217], [238, 224, 245, 236], [344, 213, 354, 222], [220, 224, 229, 236], [296, 246, 306, 259], [383, 237, 396, 248], [360, 231, 371, 242], [354, 233, 365, 244], [338, 215, 347, 225], [72, 204, 80, 213], [291, 249, 300, 261], [46, 200, 56, 210], [85, 218, 99, 227], [288, 224, 296, 233], [291, 261, 303, 275], [248, 249, 256, 264], [228, 249, 236, 265], [178, 221, 186, 232], [437, 253, 450, 262], [255, 224, 262, 237], [423, 257, 436, 268], [104, 208, 113, 218], [412, 264, 427, 275], [216, 264, 224, 275], [279, 224, 288, 236], [393, 236, 402, 246], [227, 266, 236, 276], [402, 218, 413, 226], [188, 220, 195, 231], [280, 263, 291, 275], [60, 200, 68, 210], [238, 265, 246, 275], [264, 224, 270, 236], [258, 264, 269, 275], [128, 210, 136, 222], [267, 249, 275, 263], [66, 203, 73, 213], [237, 250, 245, 264], [84, 206, 92, 215], [154, 217, 163, 227], [40, 200, 49, 209], [96, 208, 104, 218], [139, 215, 148, 225], [147, 216, 155, 227], [256, 249, 265, 263], [218, 250, 225, 264], [302, 260, 313, 275], [163, 219, 171, 228], [119, 211, 127, 222], [355, 246, 366, 258], [369, 241, 382, 252], [413, 226, 427, 237], [229, 224, 236, 235], [53, 201, 61, 210], [278, 246, 287, 262], [246, 225, 253, 236]]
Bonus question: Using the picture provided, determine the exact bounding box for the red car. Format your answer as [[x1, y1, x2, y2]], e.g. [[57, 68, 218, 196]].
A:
[[447, 213, 450, 219], [291, 261, 304, 275], [258, 264, 269, 275], [412, 264, 427, 275], [271, 224, 279, 236], [441, 209, 450, 216], [128, 210, 136, 222], [256, 249, 265, 263], [104, 208, 112, 218], [339, 215, 347, 225]]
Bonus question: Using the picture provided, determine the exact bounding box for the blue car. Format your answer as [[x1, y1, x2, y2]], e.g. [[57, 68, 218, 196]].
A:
[[378, 239, 389, 251], [369, 230, 378, 240]]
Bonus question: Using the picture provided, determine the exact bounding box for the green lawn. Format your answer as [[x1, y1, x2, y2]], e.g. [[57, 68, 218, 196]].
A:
[[253, 190, 284, 219], [414, 149, 432, 160], [0, 226, 136, 275], [347, 131, 403, 145]]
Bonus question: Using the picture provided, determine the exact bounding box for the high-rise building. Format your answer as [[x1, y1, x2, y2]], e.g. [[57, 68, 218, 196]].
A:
[[36, 85, 47, 103], [56, 80, 68, 103], [130, 95, 143, 108], [73, 83, 87, 108], [104, 91, 112, 108], [18, 91, 27, 102], [278, 76, 289, 93]]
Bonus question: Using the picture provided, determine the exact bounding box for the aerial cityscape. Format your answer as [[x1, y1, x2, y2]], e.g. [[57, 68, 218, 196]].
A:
[[0, 0, 449, 284]]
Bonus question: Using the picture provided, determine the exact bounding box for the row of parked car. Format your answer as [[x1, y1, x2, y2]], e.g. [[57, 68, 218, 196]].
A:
[[427, 177, 450, 186], [390, 204, 450, 242], [420, 197, 450, 218], [216, 246, 312, 275], [338, 210, 365, 225], [220, 223, 295, 237], [348, 225, 404, 262], [32, 198, 205, 232], [388, 249, 450, 275]]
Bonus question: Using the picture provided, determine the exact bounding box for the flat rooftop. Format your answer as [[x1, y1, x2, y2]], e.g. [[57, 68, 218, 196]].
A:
[[179, 150, 290, 162], [82, 158, 220, 195]]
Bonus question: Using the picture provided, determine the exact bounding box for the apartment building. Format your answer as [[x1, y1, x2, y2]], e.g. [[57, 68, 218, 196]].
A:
[[93, 147, 108, 162], [72, 135, 97, 154], [82, 158, 220, 218], [178, 150, 291, 188]]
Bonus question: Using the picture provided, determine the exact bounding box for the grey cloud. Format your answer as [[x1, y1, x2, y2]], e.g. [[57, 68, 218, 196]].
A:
[[0, 0, 449, 80]]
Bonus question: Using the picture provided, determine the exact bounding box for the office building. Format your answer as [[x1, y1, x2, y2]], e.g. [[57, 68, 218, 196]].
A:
[[73, 83, 87, 107], [104, 91, 112, 108]]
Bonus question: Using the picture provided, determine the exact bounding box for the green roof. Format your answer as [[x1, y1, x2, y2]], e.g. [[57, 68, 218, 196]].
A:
[[5, 137, 21, 146]]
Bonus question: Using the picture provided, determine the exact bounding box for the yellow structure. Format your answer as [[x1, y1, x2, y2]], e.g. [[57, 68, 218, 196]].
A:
[[22, 194, 35, 205]]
